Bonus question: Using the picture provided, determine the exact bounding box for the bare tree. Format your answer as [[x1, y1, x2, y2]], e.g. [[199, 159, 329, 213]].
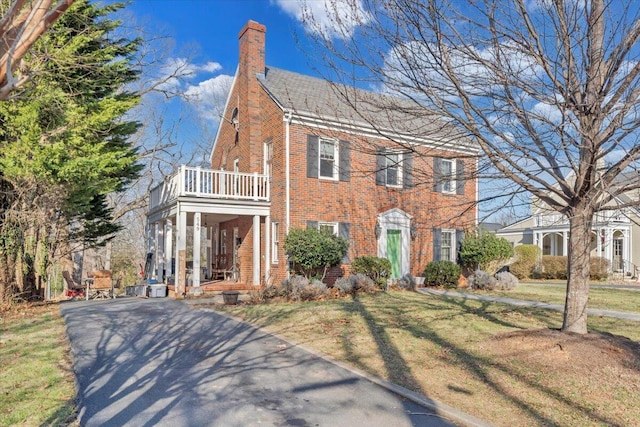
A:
[[0, 0, 74, 99], [303, 0, 640, 333]]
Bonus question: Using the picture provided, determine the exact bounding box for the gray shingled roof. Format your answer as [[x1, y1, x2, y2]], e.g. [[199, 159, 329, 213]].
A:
[[258, 67, 475, 151]]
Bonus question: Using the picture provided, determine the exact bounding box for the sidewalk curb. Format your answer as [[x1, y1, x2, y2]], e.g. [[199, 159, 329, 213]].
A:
[[192, 302, 494, 427]]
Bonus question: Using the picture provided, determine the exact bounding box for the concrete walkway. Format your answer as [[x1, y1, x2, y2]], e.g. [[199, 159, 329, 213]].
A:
[[418, 288, 640, 322], [61, 297, 489, 427]]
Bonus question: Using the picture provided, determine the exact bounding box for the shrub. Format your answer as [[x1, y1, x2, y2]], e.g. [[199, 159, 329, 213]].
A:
[[423, 261, 461, 288], [284, 228, 349, 280], [334, 277, 353, 295], [350, 256, 392, 286], [590, 257, 610, 280], [470, 270, 497, 290], [397, 273, 416, 291], [459, 231, 514, 274], [535, 256, 567, 280], [509, 245, 541, 279], [495, 271, 518, 290], [349, 273, 377, 293]]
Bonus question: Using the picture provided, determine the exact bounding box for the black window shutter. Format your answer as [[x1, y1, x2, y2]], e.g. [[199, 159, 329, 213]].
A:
[[307, 135, 319, 178], [306, 220, 318, 229], [375, 148, 385, 186], [433, 227, 442, 261], [456, 160, 465, 195], [403, 151, 414, 189], [339, 222, 350, 263], [456, 230, 465, 264], [339, 140, 351, 182], [433, 157, 443, 192]]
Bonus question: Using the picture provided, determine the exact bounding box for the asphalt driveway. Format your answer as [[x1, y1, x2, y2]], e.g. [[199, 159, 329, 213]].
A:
[[61, 297, 474, 427]]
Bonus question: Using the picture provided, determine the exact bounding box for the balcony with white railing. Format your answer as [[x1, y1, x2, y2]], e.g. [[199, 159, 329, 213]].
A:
[[149, 166, 270, 211], [534, 213, 568, 227], [534, 210, 631, 228]]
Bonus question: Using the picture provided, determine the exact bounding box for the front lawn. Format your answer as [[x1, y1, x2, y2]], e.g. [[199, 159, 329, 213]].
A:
[[0, 303, 76, 426], [208, 291, 640, 427], [467, 282, 640, 313]]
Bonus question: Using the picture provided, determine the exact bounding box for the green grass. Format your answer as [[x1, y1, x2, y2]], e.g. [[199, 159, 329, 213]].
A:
[[467, 282, 640, 313], [0, 304, 76, 426], [210, 291, 640, 427]]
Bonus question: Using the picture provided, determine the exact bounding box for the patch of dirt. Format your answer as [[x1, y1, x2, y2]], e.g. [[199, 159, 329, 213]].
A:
[[487, 328, 640, 371]]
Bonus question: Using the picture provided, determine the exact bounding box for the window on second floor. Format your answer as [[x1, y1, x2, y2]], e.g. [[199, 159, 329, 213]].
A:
[[264, 141, 273, 179], [440, 159, 455, 193], [307, 135, 350, 182], [434, 157, 465, 195], [376, 148, 413, 188], [319, 139, 338, 179]]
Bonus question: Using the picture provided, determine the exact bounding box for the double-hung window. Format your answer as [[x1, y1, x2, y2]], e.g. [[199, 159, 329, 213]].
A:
[[441, 159, 455, 194], [319, 139, 338, 179], [434, 157, 463, 194], [376, 148, 413, 188], [441, 230, 454, 261], [319, 222, 338, 236], [272, 222, 279, 263], [385, 152, 403, 187]]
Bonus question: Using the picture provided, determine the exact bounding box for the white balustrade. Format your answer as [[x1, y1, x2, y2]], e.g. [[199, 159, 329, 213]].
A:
[[149, 166, 270, 210]]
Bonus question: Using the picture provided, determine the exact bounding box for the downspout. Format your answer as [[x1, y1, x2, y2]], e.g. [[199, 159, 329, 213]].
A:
[[284, 110, 292, 234], [475, 156, 479, 228], [284, 110, 292, 278]]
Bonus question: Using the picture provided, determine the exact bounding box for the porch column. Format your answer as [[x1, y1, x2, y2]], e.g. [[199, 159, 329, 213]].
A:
[[147, 220, 155, 275], [596, 227, 602, 256], [562, 231, 568, 257], [156, 221, 164, 281], [265, 215, 271, 284], [165, 218, 173, 282], [176, 206, 187, 297], [535, 231, 542, 252], [193, 212, 201, 288], [253, 215, 260, 286], [625, 229, 631, 273], [604, 228, 613, 269]]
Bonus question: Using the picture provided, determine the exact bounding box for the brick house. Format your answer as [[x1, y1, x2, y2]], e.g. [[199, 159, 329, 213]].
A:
[[146, 21, 478, 296]]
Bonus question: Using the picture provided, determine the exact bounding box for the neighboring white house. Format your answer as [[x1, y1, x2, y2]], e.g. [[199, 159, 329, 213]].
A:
[[497, 202, 640, 277]]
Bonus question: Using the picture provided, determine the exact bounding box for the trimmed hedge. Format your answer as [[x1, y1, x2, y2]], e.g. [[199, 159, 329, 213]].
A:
[[423, 260, 461, 289], [509, 245, 541, 279], [532, 255, 611, 280]]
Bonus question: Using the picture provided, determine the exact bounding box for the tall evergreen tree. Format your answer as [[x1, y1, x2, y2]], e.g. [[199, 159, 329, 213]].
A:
[[0, 0, 141, 301]]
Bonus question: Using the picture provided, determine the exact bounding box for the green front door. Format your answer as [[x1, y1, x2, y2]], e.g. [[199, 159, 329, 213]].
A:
[[387, 229, 402, 278]]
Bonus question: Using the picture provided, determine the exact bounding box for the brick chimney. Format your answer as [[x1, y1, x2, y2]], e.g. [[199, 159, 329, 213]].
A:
[[237, 21, 266, 172]]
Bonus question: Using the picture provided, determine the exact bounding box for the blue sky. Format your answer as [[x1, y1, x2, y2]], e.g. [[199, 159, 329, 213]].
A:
[[124, 0, 347, 131]]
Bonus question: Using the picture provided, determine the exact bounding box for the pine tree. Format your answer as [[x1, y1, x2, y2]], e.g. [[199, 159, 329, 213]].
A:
[[0, 0, 142, 300]]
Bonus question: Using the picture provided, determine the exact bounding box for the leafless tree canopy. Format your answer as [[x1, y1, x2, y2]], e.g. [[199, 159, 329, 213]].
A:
[[303, 0, 640, 334]]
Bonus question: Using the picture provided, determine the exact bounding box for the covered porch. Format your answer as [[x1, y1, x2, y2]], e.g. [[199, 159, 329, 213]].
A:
[[146, 166, 271, 297]]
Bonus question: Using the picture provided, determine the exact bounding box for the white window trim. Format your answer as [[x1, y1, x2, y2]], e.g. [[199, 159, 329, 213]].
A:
[[441, 229, 456, 262], [319, 221, 339, 236], [319, 138, 339, 181], [272, 222, 279, 264], [441, 159, 456, 194], [264, 142, 273, 178], [385, 151, 404, 188]]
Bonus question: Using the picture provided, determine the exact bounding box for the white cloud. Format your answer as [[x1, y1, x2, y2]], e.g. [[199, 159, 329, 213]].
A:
[[153, 58, 224, 92], [184, 74, 234, 122], [273, 0, 370, 38]]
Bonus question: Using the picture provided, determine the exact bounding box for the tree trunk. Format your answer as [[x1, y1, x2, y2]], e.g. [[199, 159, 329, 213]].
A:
[[562, 206, 594, 334]]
